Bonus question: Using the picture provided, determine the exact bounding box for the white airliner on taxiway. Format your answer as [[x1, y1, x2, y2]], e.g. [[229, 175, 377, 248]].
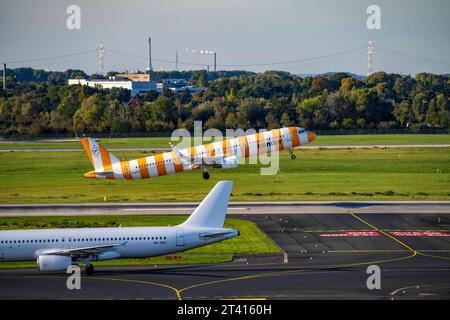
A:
[[0, 181, 238, 275]]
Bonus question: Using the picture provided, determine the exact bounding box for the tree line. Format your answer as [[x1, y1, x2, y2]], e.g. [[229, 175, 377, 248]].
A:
[[0, 68, 448, 136]]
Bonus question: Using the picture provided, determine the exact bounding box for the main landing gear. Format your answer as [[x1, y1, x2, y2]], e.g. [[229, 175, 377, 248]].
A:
[[289, 149, 296, 160], [202, 170, 210, 180], [85, 264, 94, 276]]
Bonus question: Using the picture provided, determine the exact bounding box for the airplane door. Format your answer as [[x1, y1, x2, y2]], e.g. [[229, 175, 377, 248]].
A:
[[176, 230, 184, 246]]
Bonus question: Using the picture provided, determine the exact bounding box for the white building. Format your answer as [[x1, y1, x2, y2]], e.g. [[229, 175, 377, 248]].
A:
[[68, 79, 163, 96], [68, 77, 205, 96]]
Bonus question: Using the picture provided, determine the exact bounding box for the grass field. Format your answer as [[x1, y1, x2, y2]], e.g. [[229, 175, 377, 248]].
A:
[[0, 134, 449, 149], [0, 147, 449, 203], [0, 215, 279, 268]]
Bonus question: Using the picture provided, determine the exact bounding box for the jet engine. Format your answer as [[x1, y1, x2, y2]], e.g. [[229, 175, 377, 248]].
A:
[[215, 155, 239, 169], [37, 255, 72, 271]]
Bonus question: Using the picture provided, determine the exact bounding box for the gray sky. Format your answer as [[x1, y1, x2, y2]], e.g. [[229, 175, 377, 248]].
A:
[[1, 0, 449, 75]]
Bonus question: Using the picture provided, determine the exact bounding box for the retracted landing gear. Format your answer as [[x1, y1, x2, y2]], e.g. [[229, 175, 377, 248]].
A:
[[289, 149, 296, 160], [85, 264, 94, 276], [202, 170, 210, 180]]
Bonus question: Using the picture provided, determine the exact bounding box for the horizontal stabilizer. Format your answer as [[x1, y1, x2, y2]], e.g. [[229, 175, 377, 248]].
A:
[[199, 231, 235, 238]]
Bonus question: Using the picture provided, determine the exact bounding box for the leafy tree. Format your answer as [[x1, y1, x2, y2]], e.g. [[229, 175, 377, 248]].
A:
[[265, 112, 278, 129], [225, 112, 238, 128], [393, 100, 414, 127], [238, 98, 266, 129], [0, 67, 448, 136], [143, 95, 177, 124], [340, 77, 361, 91], [280, 112, 292, 127]]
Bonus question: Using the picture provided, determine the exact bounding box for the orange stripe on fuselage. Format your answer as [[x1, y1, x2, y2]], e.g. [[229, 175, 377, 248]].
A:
[[205, 143, 216, 158], [171, 152, 184, 173], [188, 146, 197, 159], [238, 135, 249, 158], [137, 157, 150, 179], [222, 139, 232, 157], [120, 161, 132, 180], [154, 154, 167, 177], [256, 132, 267, 155], [289, 127, 300, 147], [272, 128, 283, 151]]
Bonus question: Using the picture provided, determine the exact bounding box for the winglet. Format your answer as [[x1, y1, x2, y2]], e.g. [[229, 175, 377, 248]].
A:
[[181, 181, 233, 228]]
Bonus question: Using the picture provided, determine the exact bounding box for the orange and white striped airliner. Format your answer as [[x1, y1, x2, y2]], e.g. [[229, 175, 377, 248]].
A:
[[81, 127, 316, 180]]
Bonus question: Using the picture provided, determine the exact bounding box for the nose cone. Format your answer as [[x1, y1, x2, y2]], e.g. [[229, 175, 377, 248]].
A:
[[307, 131, 316, 142]]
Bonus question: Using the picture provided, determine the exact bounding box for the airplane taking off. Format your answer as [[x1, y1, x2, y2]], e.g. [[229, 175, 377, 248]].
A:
[[0, 181, 238, 275], [81, 127, 316, 180]]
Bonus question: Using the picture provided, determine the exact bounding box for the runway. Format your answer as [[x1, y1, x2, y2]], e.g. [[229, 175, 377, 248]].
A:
[[0, 201, 449, 216], [0, 208, 449, 300]]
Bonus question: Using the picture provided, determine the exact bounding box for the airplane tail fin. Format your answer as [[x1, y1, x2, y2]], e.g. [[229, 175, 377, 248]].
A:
[[81, 137, 120, 172], [181, 181, 233, 228]]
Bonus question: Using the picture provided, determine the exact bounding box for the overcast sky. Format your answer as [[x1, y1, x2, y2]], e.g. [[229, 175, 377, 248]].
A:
[[1, 0, 449, 75]]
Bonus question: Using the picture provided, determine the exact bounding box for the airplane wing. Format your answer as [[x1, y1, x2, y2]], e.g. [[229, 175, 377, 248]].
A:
[[92, 170, 114, 178], [36, 243, 126, 258], [169, 143, 193, 167], [169, 143, 239, 169]]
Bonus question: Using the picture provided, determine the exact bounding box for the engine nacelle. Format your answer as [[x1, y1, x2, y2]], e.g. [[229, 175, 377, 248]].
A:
[[37, 255, 72, 271], [96, 251, 121, 261], [216, 156, 239, 169]]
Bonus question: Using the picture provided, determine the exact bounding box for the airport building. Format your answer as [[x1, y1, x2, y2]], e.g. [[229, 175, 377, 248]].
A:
[[68, 38, 205, 96], [68, 78, 163, 96], [68, 76, 204, 96]]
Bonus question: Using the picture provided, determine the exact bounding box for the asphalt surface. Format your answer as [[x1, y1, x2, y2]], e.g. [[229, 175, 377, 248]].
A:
[[0, 209, 449, 300], [0, 201, 449, 216], [0, 144, 449, 152]]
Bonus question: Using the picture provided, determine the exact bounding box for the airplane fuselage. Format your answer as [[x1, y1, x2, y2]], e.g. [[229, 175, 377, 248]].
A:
[[0, 226, 238, 262], [84, 127, 315, 179], [0, 180, 236, 273]]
